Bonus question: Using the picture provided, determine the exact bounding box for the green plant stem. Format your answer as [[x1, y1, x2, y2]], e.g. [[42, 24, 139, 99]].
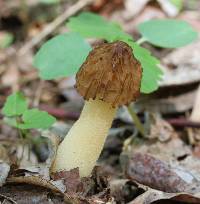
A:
[[127, 105, 145, 137], [127, 37, 147, 136], [136, 37, 147, 45]]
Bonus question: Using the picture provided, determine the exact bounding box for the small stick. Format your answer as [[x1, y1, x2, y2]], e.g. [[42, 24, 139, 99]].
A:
[[18, 0, 94, 56], [0, 0, 94, 64], [191, 84, 200, 122], [32, 80, 44, 107], [186, 84, 200, 144], [0, 193, 17, 204], [39, 105, 80, 120], [167, 118, 200, 128]]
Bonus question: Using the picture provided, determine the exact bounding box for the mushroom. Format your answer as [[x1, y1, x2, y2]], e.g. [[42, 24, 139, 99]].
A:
[[51, 41, 142, 177]]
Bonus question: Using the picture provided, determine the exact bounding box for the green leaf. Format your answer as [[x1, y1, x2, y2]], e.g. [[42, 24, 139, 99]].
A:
[[18, 109, 56, 129], [2, 92, 28, 117], [128, 41, 163, 93], [33, 33, 91, 79], [0, 32, 14, 49], [138, 19, 198, 48], [67, 12, 132, 42], [170, 0, 183, 11], [39, 0, 60, 4]]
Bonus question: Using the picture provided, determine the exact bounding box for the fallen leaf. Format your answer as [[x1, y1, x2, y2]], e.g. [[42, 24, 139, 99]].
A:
[[7, 175, 63, 193], [110, 179, 144, 203], [124, 0, 151, 19], [1, 65, 19, 90], [161, 40, 200, 87], [130, 187, 200, 204], [126, 153, 197, 193], [0, 161, 10, 186], [0, 183, 65, 204], [52, 168, 82, 194], [135, 89, 197, 114], [145, 113, 175, 142]]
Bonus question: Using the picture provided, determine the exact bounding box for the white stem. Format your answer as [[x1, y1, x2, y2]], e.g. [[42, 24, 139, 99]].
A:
[[51, 99, 116, 177]]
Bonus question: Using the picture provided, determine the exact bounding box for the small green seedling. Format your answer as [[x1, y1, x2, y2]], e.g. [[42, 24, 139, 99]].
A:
[[2, 92, 56, 139], [33, 12, 198, 177]]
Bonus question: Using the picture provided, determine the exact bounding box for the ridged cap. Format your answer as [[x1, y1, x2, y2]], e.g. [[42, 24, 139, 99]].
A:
[[75, 41, 142, 107]]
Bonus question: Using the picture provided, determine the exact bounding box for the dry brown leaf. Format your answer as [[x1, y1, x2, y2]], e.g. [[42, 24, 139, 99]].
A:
[[0, 183, 65, 204], [145, 113, 175, 142], [129, 188, 200, 204], [52, 168, 82, 194], [126, 153, 198, 193], [1, 65, 19, 90], [110, 179, 145, 203], [135, 89, 197, 114], [0, 161, 10, 187], [7, 175, 64, 193], [123, 134, 191, 164], [161, 40, 200, 87], [124, 0, 151, 19]]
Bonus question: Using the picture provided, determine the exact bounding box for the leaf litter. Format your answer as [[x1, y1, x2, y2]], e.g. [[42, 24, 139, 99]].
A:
[[1, 0, 200, 204]]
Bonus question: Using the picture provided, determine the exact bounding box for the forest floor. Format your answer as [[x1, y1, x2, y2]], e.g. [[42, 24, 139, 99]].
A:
[[0, 0, 200, 203]]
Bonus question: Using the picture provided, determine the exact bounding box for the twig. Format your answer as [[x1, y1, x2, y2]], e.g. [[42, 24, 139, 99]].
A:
[[18, 0, 94, 56], [136, 37, 147, 45], [39, 105, 80, 120], [167, 118, 200, 128], [186, 84, 200, 144], [0, 193, 17, 204], [32, 80, 44, 107], [191, 84, 200, 122]]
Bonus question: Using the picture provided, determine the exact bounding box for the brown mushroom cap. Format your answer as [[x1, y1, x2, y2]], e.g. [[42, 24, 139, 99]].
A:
[[75, 41, 142, 107]]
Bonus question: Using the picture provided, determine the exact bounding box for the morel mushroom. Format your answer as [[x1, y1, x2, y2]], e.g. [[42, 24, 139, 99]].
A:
[[52, 41, 142, 177]]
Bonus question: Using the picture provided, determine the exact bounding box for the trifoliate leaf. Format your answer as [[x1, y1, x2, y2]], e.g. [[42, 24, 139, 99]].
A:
[[33, 33, 91, 79], [2, 92, 28, 117], [138, 19, 198, 48], [67, 12, 132, 42], [18, 109, 56, 129], [128, 41, 163, 93]]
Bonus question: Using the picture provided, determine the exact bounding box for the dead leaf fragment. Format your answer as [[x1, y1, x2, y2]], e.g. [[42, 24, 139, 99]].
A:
[[110, 179, 144, 203], [161, 40, 200, 87], [0, 161, 10, 186], [124, 0, 151, 19], [126, 153, 190, 193], [52, 168, 82, 194], [145, 113, 174, 142], [130, 188, 200, 204]]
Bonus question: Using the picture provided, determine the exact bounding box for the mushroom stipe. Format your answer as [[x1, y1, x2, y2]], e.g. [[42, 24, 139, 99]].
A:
[[51, 41, 142, 177]]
